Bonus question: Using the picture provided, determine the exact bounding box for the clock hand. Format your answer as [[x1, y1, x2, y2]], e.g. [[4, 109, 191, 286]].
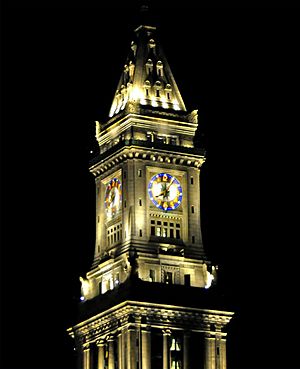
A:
[[166, 177, 175, 191], [158, 178, 174, 200], [155, 182, 169, 198], [110, 190, 116, 203]]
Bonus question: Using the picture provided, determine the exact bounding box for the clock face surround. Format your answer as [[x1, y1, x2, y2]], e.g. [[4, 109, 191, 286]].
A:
[[105, 178, 122, 218], [148, 173, 183, 211]]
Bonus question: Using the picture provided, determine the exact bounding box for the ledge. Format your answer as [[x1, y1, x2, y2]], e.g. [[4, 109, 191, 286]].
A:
[[89, 139, 205, 168], [76, 276, 234, 323]]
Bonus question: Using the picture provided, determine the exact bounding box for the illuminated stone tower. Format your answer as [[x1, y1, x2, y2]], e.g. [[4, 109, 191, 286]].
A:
[[68, 22, 234, 369]]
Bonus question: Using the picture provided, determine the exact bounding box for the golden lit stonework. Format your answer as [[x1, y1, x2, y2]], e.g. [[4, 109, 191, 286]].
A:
[[68, 20, 234, 369], [109, 26, 186, 118]]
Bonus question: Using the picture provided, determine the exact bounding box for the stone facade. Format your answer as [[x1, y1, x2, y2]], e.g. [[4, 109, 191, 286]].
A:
[[68, 23, 234, 369]]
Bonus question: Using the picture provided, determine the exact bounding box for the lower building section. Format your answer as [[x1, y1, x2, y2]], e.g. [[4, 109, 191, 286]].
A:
[[68, 301, 233, 369]]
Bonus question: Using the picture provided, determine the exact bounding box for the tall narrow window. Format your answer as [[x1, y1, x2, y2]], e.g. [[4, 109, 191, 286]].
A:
[[190, 177, 194, 185], [170, 337, 182, 369], [166, 272, 173, 284], [149, 269, 155, 282], [146, 88, 149, 96], [107, 222, 122, 246], [192, 236, 195, 244], [184, 274, 191, 286], [167, 92, 170, 100], [115, 273, 120, 286], [156, 90, 160, 97], [139, 199, 142, 206], [191, 206, 195, 214], [98, 279, 102, 294], [139, 229, 143, 237], [151, 226, 155, 236], [138, 169, 142, 177]]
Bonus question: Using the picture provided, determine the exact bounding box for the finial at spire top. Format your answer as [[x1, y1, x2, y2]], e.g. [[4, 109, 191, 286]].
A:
[[140, 3, 149, 13], [139, 0, 150, 13], [138, 0, 152, 26]]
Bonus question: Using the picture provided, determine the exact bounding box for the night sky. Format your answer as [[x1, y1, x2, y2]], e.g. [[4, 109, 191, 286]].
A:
[[1, 1, 300, 369]]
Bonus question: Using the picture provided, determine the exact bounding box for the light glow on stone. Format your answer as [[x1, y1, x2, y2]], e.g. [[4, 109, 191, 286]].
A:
[[130, 87, 143, 101], [151, 98, 158, 107], [161, 96, 169, 109], [172, 98, 180, 110]]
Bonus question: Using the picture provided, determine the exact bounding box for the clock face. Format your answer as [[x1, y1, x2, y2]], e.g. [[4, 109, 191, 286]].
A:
[[148, 173, 183, 211], [105, 178, 122, 218]]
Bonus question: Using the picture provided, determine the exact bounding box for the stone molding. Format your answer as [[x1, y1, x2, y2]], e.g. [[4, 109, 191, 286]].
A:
[[68, 301, 233, 346], [89, 145, 205, 177]]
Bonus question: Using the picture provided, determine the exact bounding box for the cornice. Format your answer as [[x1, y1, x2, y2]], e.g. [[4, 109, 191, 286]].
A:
[[89, 143, 205, 178], [101, 112, 197, 134], [67, 300, 234, 344]]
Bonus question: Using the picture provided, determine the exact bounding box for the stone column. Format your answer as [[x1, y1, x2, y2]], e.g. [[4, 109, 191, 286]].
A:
[[122, 331, 127, 369], [96, 340, 105, 369], [141, 328, 151, 369], [220, 338, 227, 369], [183, 332, 190, 369], [215, 334, 222, 369], [163, 330, 171, 369], [215, 333, 222, 369], [204, 334, 216, 369], [118, 332, 123, 369], [108, 336, 115, 369], [83, 343, 91, 369], [127, 327, 136, 369]]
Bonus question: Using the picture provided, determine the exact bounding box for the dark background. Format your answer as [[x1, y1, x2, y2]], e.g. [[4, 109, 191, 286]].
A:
[[1, 1, 300, 369]]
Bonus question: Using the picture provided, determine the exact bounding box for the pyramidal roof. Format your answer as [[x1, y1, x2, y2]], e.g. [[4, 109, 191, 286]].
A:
[[109, 25, 187, 118]]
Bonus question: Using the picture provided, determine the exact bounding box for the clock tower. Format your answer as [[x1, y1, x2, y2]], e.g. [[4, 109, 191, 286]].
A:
[[68, 22, 234, 369]]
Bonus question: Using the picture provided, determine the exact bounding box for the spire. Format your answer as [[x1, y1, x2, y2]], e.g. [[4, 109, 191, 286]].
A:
[[108, 24, 187, 118]]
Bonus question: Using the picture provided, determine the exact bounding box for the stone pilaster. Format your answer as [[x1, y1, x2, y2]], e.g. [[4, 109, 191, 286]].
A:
[[127, 327, 136, 369], [122, 330, 127, 369], [183, 332, 190, 369], [163, 329, 171, 369], [83, 343, 91, 369], [96, 340, 105, 369], [118, 332, 123, 369], [220, 338, 227, 369], [141, 328, 151, 369], [204, 334, 216, 369], [108, 336, 115, 369]]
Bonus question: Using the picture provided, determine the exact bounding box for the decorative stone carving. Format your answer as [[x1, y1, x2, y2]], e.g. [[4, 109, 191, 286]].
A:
[[80, 276, 91, 300], [128, 247, 139, 279]]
